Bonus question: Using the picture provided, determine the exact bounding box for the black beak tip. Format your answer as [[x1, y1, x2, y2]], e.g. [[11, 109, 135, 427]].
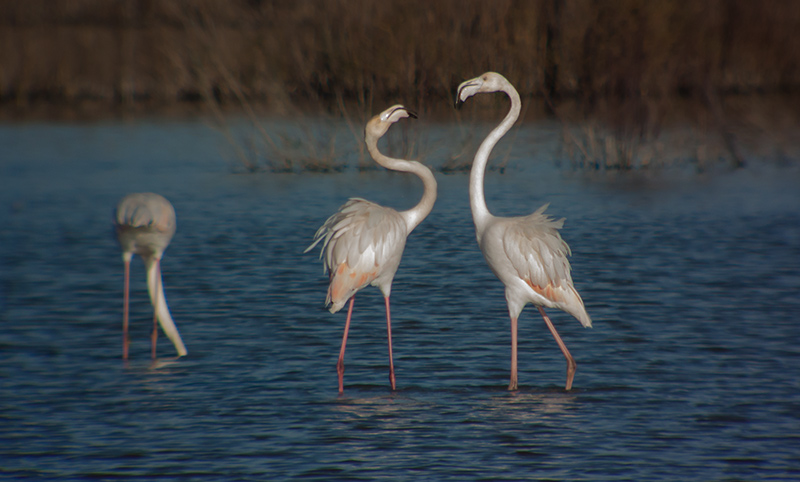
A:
[[407, 110, 418, 119], [455, 98, 464, 110]]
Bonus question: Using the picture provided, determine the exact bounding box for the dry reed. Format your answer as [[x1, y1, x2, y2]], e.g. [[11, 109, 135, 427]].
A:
[[1, 0, 798, 171]]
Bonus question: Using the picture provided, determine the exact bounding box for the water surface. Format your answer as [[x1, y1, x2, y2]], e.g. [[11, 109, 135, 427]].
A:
[[1, 119, 799, 480]]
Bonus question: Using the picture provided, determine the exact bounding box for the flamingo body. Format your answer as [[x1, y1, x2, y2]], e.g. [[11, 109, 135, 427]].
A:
[[479, 205, 591, 328], [457, 72, 591, 390], [313, 198, 407, 313], [306, 105, 437, 393]]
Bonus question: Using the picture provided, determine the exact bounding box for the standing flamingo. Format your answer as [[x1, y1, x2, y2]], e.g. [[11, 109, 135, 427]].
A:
[[115, 192, 187, 360], [456, 72, 591, 391], [305, 105, 437, 393]]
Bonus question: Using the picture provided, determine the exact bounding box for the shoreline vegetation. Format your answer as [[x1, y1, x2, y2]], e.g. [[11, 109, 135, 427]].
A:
[[2, 0, 799, 172]]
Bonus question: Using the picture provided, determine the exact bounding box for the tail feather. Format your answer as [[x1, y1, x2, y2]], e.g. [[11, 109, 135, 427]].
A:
[[565, 285, 592, 328]]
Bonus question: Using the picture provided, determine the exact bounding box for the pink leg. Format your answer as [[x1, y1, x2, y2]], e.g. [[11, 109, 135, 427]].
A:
[[384, 296, 396, 391], [509, 316, 518, 390], [150, 259, 160, 360], [538, 306, 577, 390], [337, 297, 355, 394], [123, 259, 130, 360], [151, 312, 158, 359]]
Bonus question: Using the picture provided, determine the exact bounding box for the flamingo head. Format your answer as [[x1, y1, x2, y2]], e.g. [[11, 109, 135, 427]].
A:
[[455, 72, 511, 108], [366, 104, 417, 139]]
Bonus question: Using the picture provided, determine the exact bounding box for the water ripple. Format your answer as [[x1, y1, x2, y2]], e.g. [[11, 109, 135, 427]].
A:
[[1, 120, 799, 480]]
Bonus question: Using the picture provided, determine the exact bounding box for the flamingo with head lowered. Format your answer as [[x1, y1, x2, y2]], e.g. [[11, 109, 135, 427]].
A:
[[115, 192, 187, 360], [456, 72, 592, 391], [306, 105, 437, 394]]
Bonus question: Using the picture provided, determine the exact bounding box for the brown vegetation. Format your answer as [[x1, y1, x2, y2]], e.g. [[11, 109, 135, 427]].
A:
[[1, 0, 798, 171]]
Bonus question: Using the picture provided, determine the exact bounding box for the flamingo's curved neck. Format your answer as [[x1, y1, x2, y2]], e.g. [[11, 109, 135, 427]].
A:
[[469, 85, 521, 240], [366, 135, 437, 233], [144, 256, 187, 357]]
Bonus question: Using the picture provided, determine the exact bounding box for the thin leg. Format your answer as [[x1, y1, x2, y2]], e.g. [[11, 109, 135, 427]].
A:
[[123, 259, 130, 360], [151, 312, 158, 359], [538, 306, 577, 390], [509, 316, 518, 390], [150, 260, 160, 360], [384, 296, 396, 391], [337, 296, 355, 394]]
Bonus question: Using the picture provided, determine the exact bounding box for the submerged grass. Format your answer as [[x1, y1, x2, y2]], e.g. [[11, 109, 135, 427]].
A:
[[216, 92, 799, 174]]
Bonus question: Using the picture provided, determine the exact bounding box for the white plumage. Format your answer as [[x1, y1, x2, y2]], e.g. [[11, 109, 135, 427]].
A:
[[309, 198, 407, 313], [306, 105, 437, 393], [115, 192, 187, 360], [457, 72, 591, 390]]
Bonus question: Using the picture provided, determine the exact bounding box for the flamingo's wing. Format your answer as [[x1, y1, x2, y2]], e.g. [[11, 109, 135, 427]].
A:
[[307, 198, 407, 312], [115, 193, 176, 258], [501, 205, 592, 327], [501, 204, 573, 293], [115, 193, 176, 233]]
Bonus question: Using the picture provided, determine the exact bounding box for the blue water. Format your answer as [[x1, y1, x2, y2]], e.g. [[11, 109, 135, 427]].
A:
[[1, 119, 799, 480]]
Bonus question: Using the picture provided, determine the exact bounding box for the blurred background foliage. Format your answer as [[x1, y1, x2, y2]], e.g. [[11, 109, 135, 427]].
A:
[[1, 0, 798, 170]]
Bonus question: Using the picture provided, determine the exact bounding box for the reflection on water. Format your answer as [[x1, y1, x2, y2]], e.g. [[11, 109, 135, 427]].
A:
[[1, 119, 799, 480], [488, 390, 579, 418], [331, 394, 431, 429], [144, 357, 184, 371]]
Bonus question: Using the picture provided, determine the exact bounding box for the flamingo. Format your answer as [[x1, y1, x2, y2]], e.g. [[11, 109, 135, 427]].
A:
[[305, 105, 437, 393], [115, 192, 187, 360], [456, 72, 592, 391]]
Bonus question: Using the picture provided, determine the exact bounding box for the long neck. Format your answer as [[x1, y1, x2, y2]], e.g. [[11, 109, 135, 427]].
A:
[[366, 135, 437, 233], [144, 256, 187, 357], [469, 85, 521, 237]]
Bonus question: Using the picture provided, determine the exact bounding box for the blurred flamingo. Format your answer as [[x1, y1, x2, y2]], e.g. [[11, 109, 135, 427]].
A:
[[115, 192, 187, 360]]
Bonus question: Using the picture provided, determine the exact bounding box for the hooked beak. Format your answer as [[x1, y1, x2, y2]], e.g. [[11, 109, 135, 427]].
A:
[[455, 79, 480, 109], [382, 105, 418, 122]]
